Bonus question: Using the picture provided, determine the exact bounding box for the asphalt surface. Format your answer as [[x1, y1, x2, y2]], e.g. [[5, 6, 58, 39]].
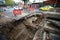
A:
[[0, 31, 7, 40]]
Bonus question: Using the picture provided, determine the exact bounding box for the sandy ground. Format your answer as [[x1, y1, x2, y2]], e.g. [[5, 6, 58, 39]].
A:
[[0, 12, 12, 24]]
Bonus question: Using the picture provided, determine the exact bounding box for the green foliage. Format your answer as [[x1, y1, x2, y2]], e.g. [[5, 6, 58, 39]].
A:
[[5, 0, 14, 6], [23, 0, 29, 3], [23, 0, 29, 4]]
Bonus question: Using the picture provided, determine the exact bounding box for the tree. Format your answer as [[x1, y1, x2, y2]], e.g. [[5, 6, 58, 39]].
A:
[[23, 0, 29, 4], [5, 0, 14, 6]]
